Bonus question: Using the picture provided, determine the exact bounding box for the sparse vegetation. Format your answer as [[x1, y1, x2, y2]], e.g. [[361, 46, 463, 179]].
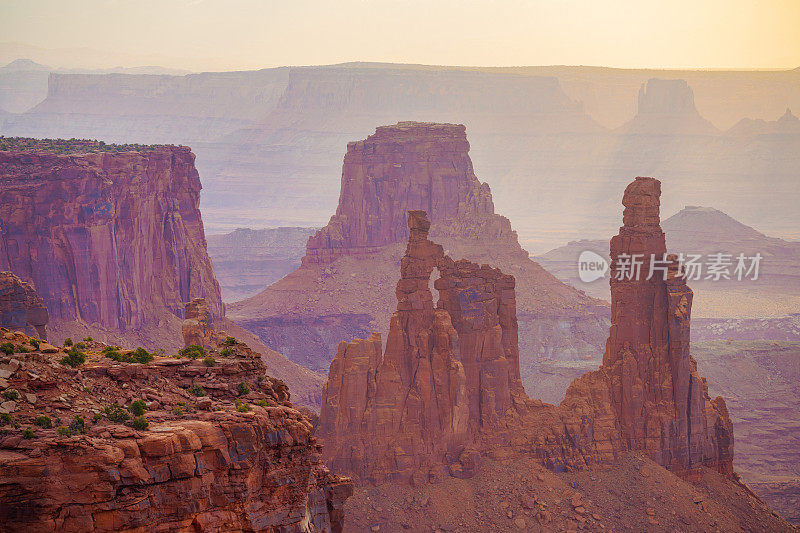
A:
[[237, 382, 250, 396], [3, 389, 19, 401], [0, 413, 11, 426], [219, 348, 233, 357], [224, 336, 237, 346], [104, 403, 130, 423], [179, 345, 206, 360], [0, 136, 172, 155], [130, 416, 149, 430], [60, 347, 86, 367], [57, 426, 70, 436], [188, 384, 206, 397], [257, 399, 269, 408], [0, 342, 14, 355], [172, 406, 184, 416], [22, 427, 35, 439], [34, 416, 52, 429], [235, 400, 251, 413], [63, 338, 73, 347], [68, 415, 86, 435], [128, 400, 147, 417], [103, 346, 153, 364], [203, 356, 216, 366], [83, 336, 93, 342]]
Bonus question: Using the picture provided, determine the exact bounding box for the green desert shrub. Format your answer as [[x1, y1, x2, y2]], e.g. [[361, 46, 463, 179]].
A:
[[63, 338, 73, 347], [130, 416, 149, 430], [179, 345, 206, 360], [203, 356, 216, 366], [0, 342, 14, 355], [104, 347, 153, 364], [22, 427, 35, 439], [3, 389, 19, 401], [223, 336, 237, 346], [237, 382, 250, 396], [60, 347, 86, 367], [128, 400, 147, 417], [57, 426, 71, 436], [188, 384, 206, 397], [33, 416, 52, 429], [104, 403, 130, 423], [219, 348, 232, 357], [235, 400, 251, 413], [0, 413, 11, 426], [172, 406, 184, 416], [69, 415, 86, 435]]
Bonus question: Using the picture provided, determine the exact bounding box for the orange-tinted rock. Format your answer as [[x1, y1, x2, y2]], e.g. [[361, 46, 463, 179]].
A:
[[182, 297, 216, 349], [0, 144, 222, 347], [319, 211, 526, 483], [319, 178, 734, 484], [0, 329, 351, 531], [0, 271, 48, 339]]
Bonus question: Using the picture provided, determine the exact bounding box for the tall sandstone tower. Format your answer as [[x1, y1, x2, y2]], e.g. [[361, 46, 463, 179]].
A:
[[318, 177, 733, 484]]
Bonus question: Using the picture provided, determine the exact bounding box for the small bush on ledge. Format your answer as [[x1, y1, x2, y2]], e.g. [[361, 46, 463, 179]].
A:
[[179, 345, 206, 360]]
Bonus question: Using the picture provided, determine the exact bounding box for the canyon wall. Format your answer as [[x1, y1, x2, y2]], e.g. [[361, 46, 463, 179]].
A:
[[0, 271, 48, 339], [230, 122, 609, 378], [0, 142, 222, 349], [318, 179, 733, 484], [0, 327, 352, 532]]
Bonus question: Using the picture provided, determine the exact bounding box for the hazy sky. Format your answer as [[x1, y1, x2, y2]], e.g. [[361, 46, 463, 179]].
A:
[[1, 0, 799, 71]]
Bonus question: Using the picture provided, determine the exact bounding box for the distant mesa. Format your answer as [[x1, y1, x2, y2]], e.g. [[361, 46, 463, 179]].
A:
[[621, 78, 718, 135], [229, 122, 609, 378]]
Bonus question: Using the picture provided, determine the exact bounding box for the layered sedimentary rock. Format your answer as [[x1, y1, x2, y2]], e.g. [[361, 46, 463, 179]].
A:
[[319, 179, 733, 484], [319, 211, 525, 483], [0, 328, 352, 531], [622, 78, 718, 135], [230, 122, 609, 376], [0, 140, 222, 349], [182, 297, 216, 349], [0, 271, 48, 339]]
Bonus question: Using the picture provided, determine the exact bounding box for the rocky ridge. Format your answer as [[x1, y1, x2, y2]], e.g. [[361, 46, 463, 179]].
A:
[[318, 178, 734, 486], [0, 325, 352, 532]]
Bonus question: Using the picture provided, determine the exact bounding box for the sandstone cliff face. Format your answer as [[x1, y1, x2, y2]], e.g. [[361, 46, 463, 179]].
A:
[[0, 143, 222, 349], [0, 328, 351, 532], [318, 179, 733, 485], [0, 271, 48, 339], [230, 122, 609, 377]]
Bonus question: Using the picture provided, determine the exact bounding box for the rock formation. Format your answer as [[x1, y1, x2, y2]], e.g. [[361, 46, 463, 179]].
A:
[[319, 211, 525, 483], [0, 271, 48, 339], [0, 140, 222, 350], [0, 327, 352, 531], [318, 178, 734, 485], [229, 122, 609, 377], [182, 297, 217, 349], [622, 78, 718, 135]]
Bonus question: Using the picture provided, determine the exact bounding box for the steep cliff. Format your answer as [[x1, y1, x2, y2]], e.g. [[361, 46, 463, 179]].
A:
[[0, 327, 352, 532], [0, 271, 48, 339], [0, 138, 222, 350], [229, 123, 609, 376], [318, 179, 734, 485]]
